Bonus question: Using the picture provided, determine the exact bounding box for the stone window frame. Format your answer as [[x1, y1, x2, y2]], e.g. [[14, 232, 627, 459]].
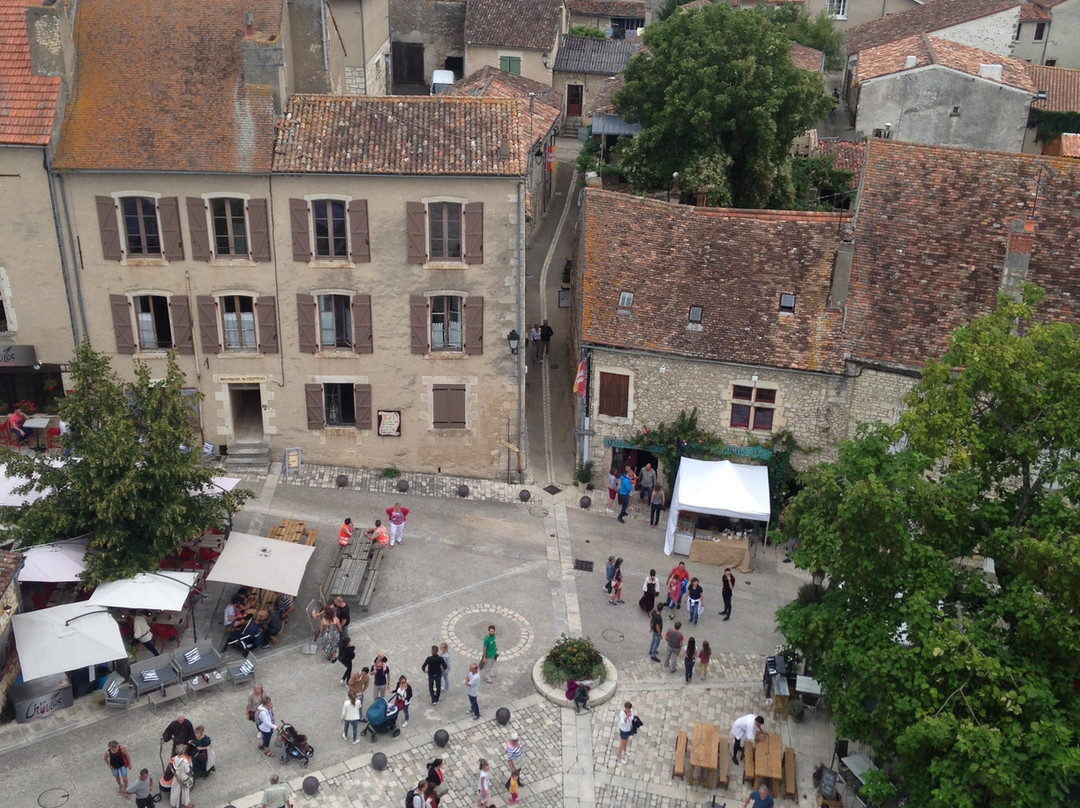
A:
[[593, 366, 634, 423], [729, 383, 778, 432]]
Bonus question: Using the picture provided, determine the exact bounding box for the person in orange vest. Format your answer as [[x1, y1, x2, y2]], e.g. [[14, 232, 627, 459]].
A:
[[338, 518, 353, 547], [365, 519, 389, 546]]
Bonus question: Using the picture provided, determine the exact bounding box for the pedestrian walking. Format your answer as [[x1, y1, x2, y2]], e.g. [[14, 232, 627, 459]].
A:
[[648, 604, 663, 661], [440, 642, 452, 693], [616, 466, 633, 523], [333, 595, 351, 634], [386, 502, 409, 546], [508, 770, 520, 804], [477, 758, 492, 806], [131, 612, 159, 657], [104, 740, 131, 794], [608, 558, 623, 605], [638, 463, 656, 503], [337, 635, 356, 684], [190, 725, 216, 779], [347, 666, 370, 717], [604, 555, 615, 593], [168, 744, 195, 808], [372, 653, 390, 699], [125, 767, 154, 807], [160, 714, 195, 751], [721, 567, 736, 619], [423, 645, 448, 704], [338, 517, 353, 547], [539, 319, 553, 357], [681, 636, 696, 683], [261, 773, 293, 808], [617, 701, 636, 764], [529, 323, 542, 361], [666, 561, 690, 616], [698, 640, 712, 679], [605, 468, 618, 512], [466, 662, 482, 719], [686, 577, 703, 625], [505, 730, 523, 788], [639, 569, 659, 613], [256, 696, 276, 756], [341, 690, 362, 743], [426, 758, 448, 804], [394, 675, 413, 726], [482, 624, 498, 683], [649, 486, 665, 527], [731, 714, 766, 765], [247, 683, 266, 724], [664, 621, 684, 672], [407, 780, 429, 808], [744, 782, 775, 808]]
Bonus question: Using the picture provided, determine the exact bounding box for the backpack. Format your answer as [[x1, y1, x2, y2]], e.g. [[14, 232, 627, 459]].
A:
[[405, 789, 416, 808]]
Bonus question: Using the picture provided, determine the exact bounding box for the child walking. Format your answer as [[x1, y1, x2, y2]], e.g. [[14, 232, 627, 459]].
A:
[[698, 640, 712, 680], [508, 770, 520, 803]]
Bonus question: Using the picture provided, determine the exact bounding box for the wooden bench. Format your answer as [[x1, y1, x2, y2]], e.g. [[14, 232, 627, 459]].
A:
[[743, 742, 756, 785], [357, 546, 383, 611], [304, 529, 318, 547], [672, 730, 688, 779], [783, 747, 797, 799], [716, 737, 731, 788]]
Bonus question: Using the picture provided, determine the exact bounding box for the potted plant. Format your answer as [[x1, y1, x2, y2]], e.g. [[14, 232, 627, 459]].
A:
[[574, 460, 595, 492], [788, 698, 805, 723]]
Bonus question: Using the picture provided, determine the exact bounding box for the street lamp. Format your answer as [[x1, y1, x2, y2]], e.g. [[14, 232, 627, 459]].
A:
[[507, 329, 520, 355], [812, 569, 826, 596]]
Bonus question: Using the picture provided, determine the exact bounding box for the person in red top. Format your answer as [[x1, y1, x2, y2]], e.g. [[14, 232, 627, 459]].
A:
[[338, 518, 353, 547], [666, 561, 690, 615], [8, 407, 31, 446], [386, 503, 409, 547]]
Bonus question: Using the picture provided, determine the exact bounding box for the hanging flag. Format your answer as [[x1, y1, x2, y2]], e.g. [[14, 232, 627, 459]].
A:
[[574, 361, 586, 398]]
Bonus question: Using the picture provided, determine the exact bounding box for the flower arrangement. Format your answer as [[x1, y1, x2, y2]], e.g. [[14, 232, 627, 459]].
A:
[[542, 635, 605, 686], [14, 399, 36, 414]]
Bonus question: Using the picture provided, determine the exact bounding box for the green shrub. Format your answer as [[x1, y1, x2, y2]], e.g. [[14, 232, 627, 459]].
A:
[[380, 466, 400, 479], [542, 635, 606, 686]]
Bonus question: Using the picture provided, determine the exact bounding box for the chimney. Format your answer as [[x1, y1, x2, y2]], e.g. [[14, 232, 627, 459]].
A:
[[667, 172, 680, 205], [827, 229, 855, 309], [24, 1, 74, 81], [696, 187, 708, 207], [977, 63, 1003, 81], [1000, 219, 1034, 299], [904, 55, 917, 69], [241, 14, 287, 114]]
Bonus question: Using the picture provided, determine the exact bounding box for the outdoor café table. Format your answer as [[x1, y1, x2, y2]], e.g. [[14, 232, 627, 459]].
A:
[[23, 415, 52, 451], [754, 732, 783, 790], [796, 675, 823, 697], [689, 721, 720, 788], [842, 753, 877, 786]]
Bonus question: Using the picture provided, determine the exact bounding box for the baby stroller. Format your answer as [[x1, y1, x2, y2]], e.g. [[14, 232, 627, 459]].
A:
[[277, 721, 316, 767], [360, 697, 401, 742]]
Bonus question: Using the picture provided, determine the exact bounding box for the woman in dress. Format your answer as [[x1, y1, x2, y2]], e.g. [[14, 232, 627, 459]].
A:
[[316, 605, 341, 660], [608, 558, 624, 605], [477, 758, 492, 807], [639, 569, 659, 613], [394, 675, 413, 726], [190, 725, 216, 778], [680, 637, 697, 683], [168, 744, 195, 808]]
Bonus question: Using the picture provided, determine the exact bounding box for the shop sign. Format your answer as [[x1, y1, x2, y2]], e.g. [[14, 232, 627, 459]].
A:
[[214, 374, 269, 384], [0, 345, 37, 367]]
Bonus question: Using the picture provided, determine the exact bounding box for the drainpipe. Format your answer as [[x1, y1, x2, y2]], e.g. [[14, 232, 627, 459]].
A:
[[44, 147, 80, 345], [54, 169, 89, 343], [358, 0, 368, 92], [516, 176, 527, 483]]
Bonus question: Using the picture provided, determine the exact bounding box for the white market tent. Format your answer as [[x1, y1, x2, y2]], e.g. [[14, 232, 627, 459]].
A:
[[205, 531, 315, 596], [664, 458, 771, 555]]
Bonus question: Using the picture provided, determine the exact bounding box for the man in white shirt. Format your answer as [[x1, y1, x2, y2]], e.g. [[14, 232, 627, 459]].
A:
[[731, 713, 766, 765]]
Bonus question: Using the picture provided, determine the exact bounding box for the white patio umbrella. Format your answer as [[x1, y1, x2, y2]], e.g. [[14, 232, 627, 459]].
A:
[[18, 539, 88, 583], [197, 476, 242, 496], [205, 531, 315, 596], [0, 463, 51, 507], [12, 602, 127, 681], [87, 571, 198, 612]]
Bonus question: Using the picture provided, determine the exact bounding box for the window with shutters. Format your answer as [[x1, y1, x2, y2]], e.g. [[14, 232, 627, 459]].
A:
[[319, 294, 352, 349], [312, 199, 348, 258], [221, 295, 257, 350], [432, 384, 467, 429], [324, 383, 356, 427], [430, 295, 462, 351], [135, 295, 172, 350], [730, 385, 775, 431], [407, 199, 482, 266], [121, 196, 162, 255], [499, 56, 522, 75], [597, 372, 630, 418], [211, 197, 248, 256], [429, 202, 462, 259], [292, 197, 368, 265]]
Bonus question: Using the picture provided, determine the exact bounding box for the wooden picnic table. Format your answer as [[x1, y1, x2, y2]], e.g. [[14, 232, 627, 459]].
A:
[[267, 518, 315, 545], [325, 556, 370, 598], [689, 721, 720, 788], [754, 732, 783, 791]]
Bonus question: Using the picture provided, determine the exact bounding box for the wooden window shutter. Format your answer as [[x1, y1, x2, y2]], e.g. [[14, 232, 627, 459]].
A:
[[96, 196, 122, 261], [305, 384, 324, 429], [406, 201, 426, 264], [186, 197, 211, 261], [159, 197, 184, 260], [109, 294, 135, 354], [409, 295, 428, 354], [463, 202, 484, 264], [296, 293, 317, 354], [290, 198, 311, 262], [598, 372, 630, 417], [257, 296, 278, 354], [433, 385, 466, 428], [197, 295, 219, 354], [464, 296, 484, 355], [352, 294, 373, 354], [353, 383, 372, 430], [170, 295, 195, 354], [248, 199, 271, 262], [348, 199, 370, 263]]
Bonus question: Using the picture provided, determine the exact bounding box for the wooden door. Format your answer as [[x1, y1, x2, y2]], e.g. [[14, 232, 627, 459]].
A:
[[567, 84, 584, 117]]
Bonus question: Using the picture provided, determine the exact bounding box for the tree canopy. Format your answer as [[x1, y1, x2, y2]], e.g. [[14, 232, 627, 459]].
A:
[[777, 288, 1080, 807], [612, 3, 833, 208], [1, 343, 251, 585]]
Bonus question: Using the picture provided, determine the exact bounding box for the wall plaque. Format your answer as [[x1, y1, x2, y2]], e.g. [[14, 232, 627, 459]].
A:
[[377, 410, 401, 437]]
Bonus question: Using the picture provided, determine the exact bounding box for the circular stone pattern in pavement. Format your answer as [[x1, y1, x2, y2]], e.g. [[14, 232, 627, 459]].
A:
[[442, 604, 534, 661]]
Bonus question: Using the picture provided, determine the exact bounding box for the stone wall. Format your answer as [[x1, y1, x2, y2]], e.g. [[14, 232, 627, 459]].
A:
[[845, 364, 918, 435]]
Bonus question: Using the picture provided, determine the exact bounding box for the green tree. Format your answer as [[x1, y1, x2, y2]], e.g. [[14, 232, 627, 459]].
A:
[[0, 343, 252, 585], [789, 152, 854, 210], [568, 26, 606, 39], [777, 288, 1080, 807], [612, 4, 833, 208], [759, 6, 846, 70]]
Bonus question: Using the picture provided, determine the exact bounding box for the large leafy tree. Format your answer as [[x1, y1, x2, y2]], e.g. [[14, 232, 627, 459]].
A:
[[612, 4, 833, 208], [1, 343, 251, 585], [777, 288, 1080, 807]]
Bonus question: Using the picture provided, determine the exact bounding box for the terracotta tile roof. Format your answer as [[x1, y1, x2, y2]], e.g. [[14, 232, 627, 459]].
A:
[[53, 0, 279, 172], [1060, 133, 1080, 156], [0, 548, 19, 594], [0, 0, 60, 146], [445, 65, 563, 117], [680, 0, 713, 7], [553, 34, 640, 73], [1028, 65, 1080, 112], [818, 139, 866, 175], [1019, 2, 1050, 20], [847, 0, 1021, 56], [790, 43, 824, 72], [843, 139, 1080, 366], [273, 95, 525, 176], [586, 74, 624, 115], [581, 189, 848, 374], [567, 0, 647, 17], [856, 34, 1034, 92], [465, 0, 562, 49]]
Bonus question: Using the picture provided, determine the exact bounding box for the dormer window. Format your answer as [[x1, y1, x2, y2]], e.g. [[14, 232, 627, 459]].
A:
[[779, 293, 796, 313], [688, 305, 703, 323], [618, 292, 634, 309]]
